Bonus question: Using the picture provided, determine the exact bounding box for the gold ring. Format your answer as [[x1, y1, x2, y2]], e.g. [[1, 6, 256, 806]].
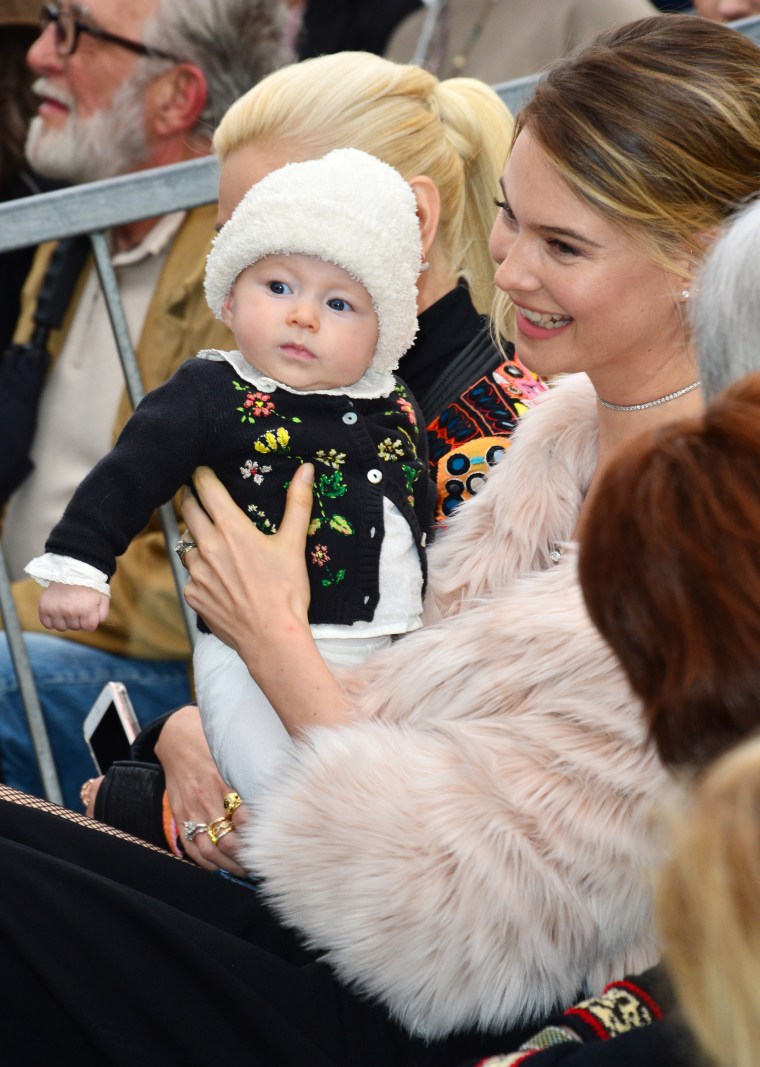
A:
[[80, 777, 97, 810], [223, 791, 243, 817], [208, 816, 234, 846], [210, 823, 234, 845]]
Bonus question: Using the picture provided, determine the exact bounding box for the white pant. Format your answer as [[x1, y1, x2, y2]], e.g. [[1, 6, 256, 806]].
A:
[[194, 629, 391, 802]]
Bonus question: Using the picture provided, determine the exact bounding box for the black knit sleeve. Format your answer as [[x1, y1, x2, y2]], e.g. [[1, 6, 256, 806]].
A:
[[44, 359, 212, 577]]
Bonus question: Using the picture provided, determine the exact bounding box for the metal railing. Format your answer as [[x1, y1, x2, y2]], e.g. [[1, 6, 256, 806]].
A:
[[2, 13, 760, 799]]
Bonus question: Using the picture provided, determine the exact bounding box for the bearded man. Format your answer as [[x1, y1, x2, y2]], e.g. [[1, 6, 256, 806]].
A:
[[0, 0, 286, 807]]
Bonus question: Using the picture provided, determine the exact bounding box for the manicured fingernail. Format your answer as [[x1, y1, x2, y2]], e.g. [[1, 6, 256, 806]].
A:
[[300, 463, 314, 484]]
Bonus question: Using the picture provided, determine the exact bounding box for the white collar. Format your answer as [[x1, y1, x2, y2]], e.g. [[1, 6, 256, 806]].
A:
[[196, 348, 396, 400]]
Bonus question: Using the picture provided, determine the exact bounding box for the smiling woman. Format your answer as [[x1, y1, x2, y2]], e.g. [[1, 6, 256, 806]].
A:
[[476, 12, 760, 523], [489, 129, 696, 398]]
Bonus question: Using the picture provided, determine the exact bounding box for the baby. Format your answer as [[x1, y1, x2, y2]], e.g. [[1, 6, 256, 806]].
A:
[[27, 148, 434, 802]]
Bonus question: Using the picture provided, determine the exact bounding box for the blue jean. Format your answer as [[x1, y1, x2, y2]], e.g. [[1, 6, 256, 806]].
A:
[[0, 633, 191, 809]]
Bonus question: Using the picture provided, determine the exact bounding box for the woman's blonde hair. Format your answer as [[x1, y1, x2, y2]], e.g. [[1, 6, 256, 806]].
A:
[[658, 733, 760, 1067], [213, 51, 513, 314], [492, 14, 760, 335]]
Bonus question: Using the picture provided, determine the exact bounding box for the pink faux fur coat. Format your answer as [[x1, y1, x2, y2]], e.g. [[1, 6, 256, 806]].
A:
[[239, 373, 674, 1039]]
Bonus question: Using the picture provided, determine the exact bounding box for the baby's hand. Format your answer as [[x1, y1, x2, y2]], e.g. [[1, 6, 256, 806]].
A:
[[39, 582, 110, 633]]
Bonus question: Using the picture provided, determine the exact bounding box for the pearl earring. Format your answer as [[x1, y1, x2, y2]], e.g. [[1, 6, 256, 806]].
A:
[[419, 260, 430, 273], [681, 289, 690, 300]]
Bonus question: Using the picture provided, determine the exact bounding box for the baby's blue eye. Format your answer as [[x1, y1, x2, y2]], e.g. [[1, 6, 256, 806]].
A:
[[328, 298, 353, 312], [268, 280, 292, 295]]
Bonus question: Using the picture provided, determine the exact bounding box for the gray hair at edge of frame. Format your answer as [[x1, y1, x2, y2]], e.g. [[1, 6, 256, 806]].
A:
[[691, 198, 760, 401], [145, 0, 289, 136]]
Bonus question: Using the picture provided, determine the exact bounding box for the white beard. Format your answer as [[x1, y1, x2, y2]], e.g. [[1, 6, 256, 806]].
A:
[[26, 72, 154, 184]]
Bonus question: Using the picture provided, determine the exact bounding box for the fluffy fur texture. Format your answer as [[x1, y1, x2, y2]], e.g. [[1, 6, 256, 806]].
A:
[[204, 148, 421, 374], [239, 374, 675, 1038]]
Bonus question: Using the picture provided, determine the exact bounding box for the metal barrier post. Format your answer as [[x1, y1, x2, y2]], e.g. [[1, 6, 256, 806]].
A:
[[90, 233, 197, 645], [0, 545, 63, 803]]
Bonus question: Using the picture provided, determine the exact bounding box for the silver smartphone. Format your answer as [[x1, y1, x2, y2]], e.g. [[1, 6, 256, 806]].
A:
[[82, 681, 140, 774]]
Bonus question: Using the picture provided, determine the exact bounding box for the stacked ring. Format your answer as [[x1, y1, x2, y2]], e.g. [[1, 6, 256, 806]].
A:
[[174, 537, 198, 564], [80, 777, 97, 810], [183, 820, 210, 842], [208, 816, 235, 845], [223, 791, 243, 818]]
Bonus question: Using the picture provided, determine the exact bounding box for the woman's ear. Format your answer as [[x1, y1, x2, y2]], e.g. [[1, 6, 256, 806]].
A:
[[678, 230, 721, 299], [408, 175, 441, 260]]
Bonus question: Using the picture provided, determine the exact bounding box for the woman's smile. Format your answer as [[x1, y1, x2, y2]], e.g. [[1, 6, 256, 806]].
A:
[[513, 301, 574, 339]]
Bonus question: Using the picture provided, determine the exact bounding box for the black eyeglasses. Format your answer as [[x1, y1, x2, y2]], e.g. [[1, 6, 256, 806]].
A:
[[40, 3, 183, 62]]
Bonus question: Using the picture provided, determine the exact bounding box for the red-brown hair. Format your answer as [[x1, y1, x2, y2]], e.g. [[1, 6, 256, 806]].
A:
[[580, 371, 760, 769]]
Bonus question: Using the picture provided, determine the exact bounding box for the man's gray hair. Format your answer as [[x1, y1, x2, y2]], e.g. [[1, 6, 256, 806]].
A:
[[146, 0, 289, 135], [692, 198, 760, 400]]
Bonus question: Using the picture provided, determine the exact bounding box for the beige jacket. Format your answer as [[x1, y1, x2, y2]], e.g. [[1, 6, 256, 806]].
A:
[[6, 203, 232, 659]]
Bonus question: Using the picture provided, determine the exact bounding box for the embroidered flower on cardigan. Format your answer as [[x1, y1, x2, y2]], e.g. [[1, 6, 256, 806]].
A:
[[311, 545, 330, 566], [247, 503, 277, 533], [377, 437, 405, 462], [315, 448, 346, 469], [232, 381, 276, 422], [402, 464, 419, 494], [396, 397, 416, 425], [232, 380, 303, 428], [240, 458, 272, 483], [317, 469, 347, 500], [309, 542, 346, 587], [254, 427, 291, 454]]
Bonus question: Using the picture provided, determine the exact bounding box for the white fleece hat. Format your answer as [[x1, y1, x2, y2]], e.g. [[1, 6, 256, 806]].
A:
[[204, 148, 422, 375]]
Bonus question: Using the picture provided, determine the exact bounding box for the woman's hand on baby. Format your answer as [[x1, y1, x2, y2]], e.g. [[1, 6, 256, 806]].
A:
[[38, 582, 110, 632], [182, 464, 350, 734], [180, 464, 314, 659]]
